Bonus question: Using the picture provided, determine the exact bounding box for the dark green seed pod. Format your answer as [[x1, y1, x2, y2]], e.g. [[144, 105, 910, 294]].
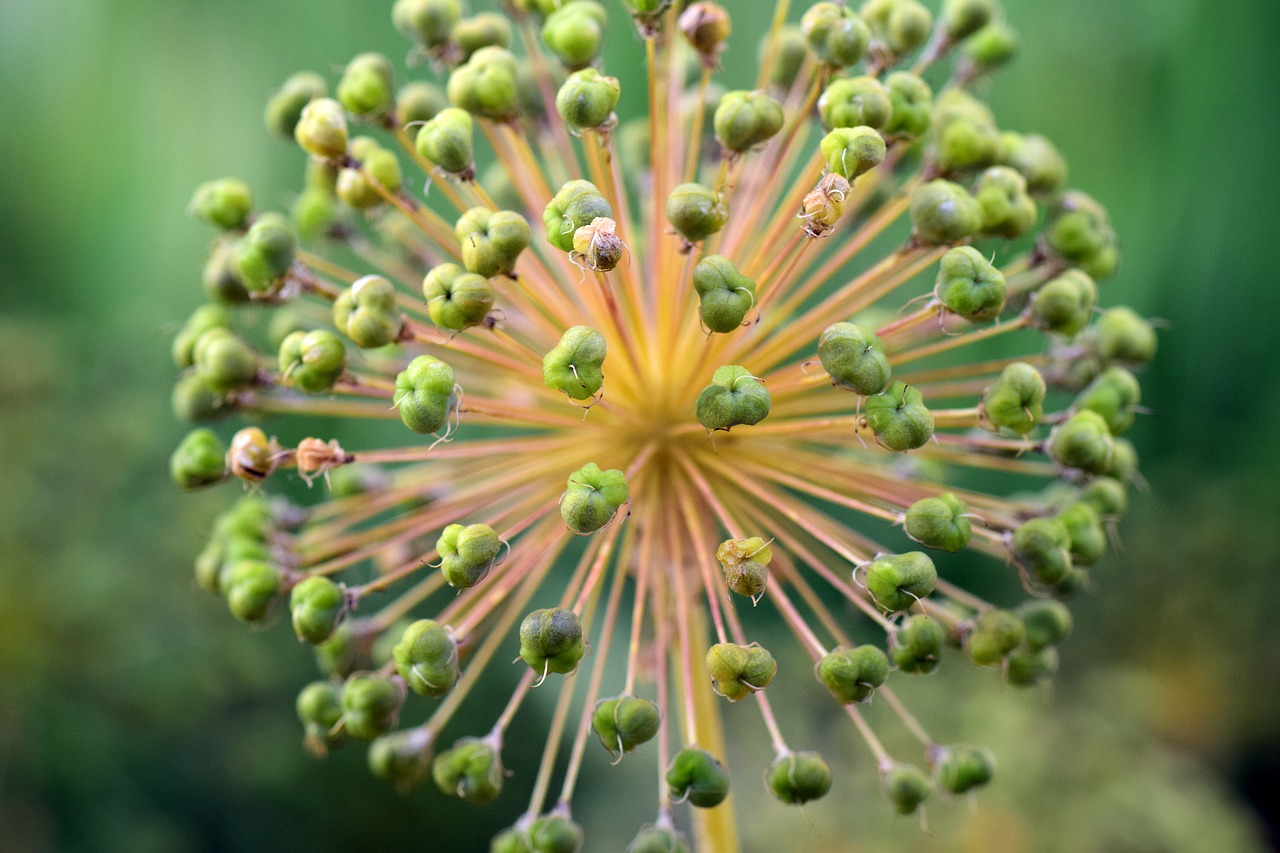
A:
[[818, 76, 892, 131], [422, 263, 496, 331], [1095, 306, 1158, 366], [905, 492, 971, 552], [224, 560, 281, 623], [393, 355, 458, 435], [1012, 517, 1073, 586], [544, 180, 613, 253], [265, 71, 328, 139], [882, 763, 933, 815], [190, 178, 253, 230], [294, 98, 350, 160], [715, 537, 771, 600], [706, 642, 776, 701], [314, 624, 359, 678], [979, 362, 1046, 436], [909, 180, 982, 245], [369, 728, 434, 792], [1046, 190, 1119, 280], [666, 182, 729, 244], [966, 21, 1018, 71], [695, 365, 771, 431], [519, 607, 587, 676], [592, 694, 661, 757], [541, 1, 608, 70], [1017, 599, 1073, 651], [1029, 269, 1098, 336], [290, 576, 347, 644], [451, 13, 513, 62], [561, 462, 628, 533], [883, 71, 933, 138], [278, 329, 347, 393], [693, 255, 757, 333], [393, 0, 461, 50], [666, 747, 730, 808], [714, 90, 785, 153], [1055, 502, 1107, 566], [801, 3, 871, 68], [433, 737, 504, 803], [543, 325, 607, 401], [341, 673, 403, 740], [416, 107, 475, 176], [202, 242, 251, 304], [865, 551, 937, 613], [297, 680, 346, 752], [235, 212, 296, 290], [556, 68, 621, 130], [934, 245, 1006, 322], [679, 3, 732, 61], [933, 744, 995, 794], [1047, 410, 1115, 475], [1075, 366, 1141, 436], [438, 522, 502, 589], [891, 614, 946, 673], [768, 751, 833, 805], [820, 127, 886, 180], [761, 25, 810, 90], [170, 428, 227, 489], [942, 0, 994, 40], [815, 645, 889, 703], [335, 275, 403, 348], [337, 52, 394, 119], [396, 81, 448, 129], [865, 382, 934, 451], [529, 814, 584, 853], [967, 609, 1026, 666], [173, 304, 232, 368], [1082, 476, 1128, 519], [1006, 645, 1058, 686], [393, 618, 460, 697], [193, 328, 258, 393], [818, 322, 890, 396], [447, 47, 521, 122], [999, 132, 1067, 194], [975, 166, 1037, 239]]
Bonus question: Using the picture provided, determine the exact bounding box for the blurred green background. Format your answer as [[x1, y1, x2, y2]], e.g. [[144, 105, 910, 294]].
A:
[[2, 0, 1278, 850]]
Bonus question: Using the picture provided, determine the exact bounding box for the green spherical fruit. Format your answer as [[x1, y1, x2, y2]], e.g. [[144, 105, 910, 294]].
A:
[[1047, 410, 1114, 474], [555, 68, 620, 130], [768, 751, 833, 805], [560, 462, 629, 533], [335, 274, 402, 348], [715, 537, 772, 600], [393, 619, 460, 697], [905, 492, 972, 552], [265, 71, 328, 139], [666, 183, 728, 243], [1029, 269, 1097, 336], [695, 365, 771, 431], [967, 21, 1018, 71], [395, 81, 447, 129], [891, 614, 946, 673], [801, 3, 871, 68], [820, 126, 886, 180], [542, 1, 608, 70], [967, 609, 1025, 665], [193, 328, 259, 393], [190, 178, 253, 230], [706, 642, 777, 701], [1094, 306, 1157, 365], [942, 0, 994, 40], [416, 107, 475, 176], [341, 674, 402, 740], [543, 325, 607, 400], [173, 304, 233, 368], [1017, 599, 1073, 651], [592, 694, 661, 756], [815, 645, 889, 703], [422, 263, 495, 331], [519, 607, 587, 675], [865, 551, 937, 612], [393, 355, 458, 435], [627, 825, 690, 853], [882, 762, 933, 815], [433, 737, 503, 803], [714, 90, 784, 153], [235, 212, 297, 290], [1012, 517, 1073, 587], [999, 132, 1067, 194], [296, 680, 346, 750], [451, 13, 513, 62], [865, 381, 934, 450], [666, 747, 730, 808], [818, 76, 892, 131], [910, 180, 982, 245], [290, 576, 346, 644], [170, 428, 227, 489], [337, 52, 394, 119], [934, 744, 995, 794], [368, 729, 434, 791], [761, 25, 810, 90], [529, 814, 584, 853], [975, 165, 1037, 238], [692, 255, 757, 333], [224, 559, 281, 623], [294, 97, 349, 159], [934, 245, 1006, 321], [544, 180, 612, 252], [1046, 191, 1119, 279], [447, 47, 520, 121], [393, 0, 461, 50], [437, 522, 502, 589], [979, 362, 1046, 436], [818, 322, 891, 395], [279, 329, 347, 393]]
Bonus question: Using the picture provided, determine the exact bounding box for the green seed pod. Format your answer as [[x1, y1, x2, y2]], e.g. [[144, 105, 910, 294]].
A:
[[337, 52, 394, 119], [1047, 410, 1114, 474], [931, 89, 1000, 172], [933, 744, 995, 794], [172, 304, 232, 368], [1082, 476, 1128, 519], [337, 142, 402, 209], [904, 493, 972, 552], [1017, 599, 1073, 651], [1011, 517, 1073, 586], [761, 25, 810, 90], [422, 263, 496, 331], [715, 537, 771, 600], [768, 751, 833, 805], [491, 828, 532, 853], [695, 365, 771, 431], [592, 694, 661, 757], [235, 212, 297, 290], [519, 608, 587, 676], [290, 576, 347, 644], [561, 462, 628, 533], [541, 1, 607, 69], [1006, 645, 1058, 686], [627, 825, 690, 853], [817, 322, 890, 396], [265, 71, 328, 139], [447, 47, 521, 121], [543, 325, 607, 401], [891, 614, 946, 673], [801, 3, 871, 68], [314, 623, 359, 678], [942, 0, 994, 40], [433, 737, 504, 803], [278, 329, 347, 393], [393, 0, 461, 50], [666, 182, 729, 244], [291, 187, 338, 243], [202, 242, 251, 304], [451, 13, 513, 62], [966, 609, 1025, 666], [1046, 191, 1119, 280], [713, 90, 784, 153], [865, 551, 937, 613], [693, 255, 757, 333], [224, 560, 281, 623], [1075, 366, 1141, 435], [416, 107, 475, 176], [865, 381, 934, 451], [966, 21, 1018, 71], [909, 180, 982, 245], [393, 618, 460, 697], [815, 645, 889, 704], [998, 132, 1067, 194], [1029, 269, 1098, 336], [818, 76, 892, 132], [170, 428, 227, 489], [396, 81, 448, 130], [294, 97, 349, 160], [1106, 437, 1139, 483], [190, 178, 253, 231], [820, 127, 886, 180], [296, 680, 346, 751], [193, 328, 259, 393], [882, 71, 933, 138], [369, 728, 434, 791], [979, 362, 1046, 436], [341, 673, 403, 740], [1055, 501, 1107, 566], [934, 245, 1006, 322], [882, 763, 933, 815], [1095, 306, 1158, 366], [544, 180, 613, 252], [335, 275, 403, 348], [666, 747, 730, 808], [393, 355, 458, 435], [706, 642, 777, 701], [556, 68, 621, 130], [438, 522, 502, 589], [529, 814, 584, 853], [975, 166, 1037, 239]]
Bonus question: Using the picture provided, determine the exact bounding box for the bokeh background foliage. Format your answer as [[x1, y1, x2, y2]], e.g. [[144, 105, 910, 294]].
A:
[[2, 0, 1278, 850]]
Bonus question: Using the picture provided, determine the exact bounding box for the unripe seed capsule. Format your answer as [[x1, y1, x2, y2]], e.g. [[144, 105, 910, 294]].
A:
[[278, 329, 347, 393], [815, 645, 889, 703], [368, 728, 434, 792], [519, 607, 587, 676], [422, 263, 495, 332], [820, 126, 886, 180], [693, 255, 757, 333], [666, 182, 729, 244], [1047, 410, 1115, 475], [447, 47, 521, 122], [294, 98, 349, 160], [543, 326, 607, 401], [714, 90, 784, 153], [235, 212, 297, 290], [1030, 269, 1098, 336], [864, 381, 934, 451], [818, 76, 893, 131], [433, 737, 504, 803], [818, 322, 890, 395], [706, 642, 777, 701], [592, 694, 661, 757], [544, 180, 612, 253], [979, 362, 1046, 436], [904, 492, 971, 552], [560, 462, 628, 533], [910, 180, 982, 245], [416, 107, 475, 176], [529, 814, 584, 853], [715, 536, 771, 600], [865, 550, 937, 612], [541, 1, 608, 70], [967, 609, 1025, 665], [666, 747, 730, 808], [556, 68, 620, 130], [1012, 517, 1073, 587], [265, 72, 327, 139], [392, 0, 461, 50], [882, 762, 933, 815], [190, 178, 253, 231], [934, 245, 1006, 322], [193, 328, 258, 393], [1017, 599, 1073, 651], [933, 744, 996, 794], [1094, 306, 1157, 366], [450, 13, 513, 63], [393, 355, 458, 435], [891, 614, 946, 673], [695, 365, 771, 431], [767, 751, 833, 805], [437, 522, 502, 589], [335, 275, 403, 348], [337, 52, 394, 119], [885, 71, 933, 137], [393, 619, 460, 697], [170, 428, 228, 489]]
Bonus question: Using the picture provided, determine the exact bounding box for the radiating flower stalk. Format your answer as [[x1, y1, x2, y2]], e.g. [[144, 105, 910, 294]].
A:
[[170, 0, 1156, 849]]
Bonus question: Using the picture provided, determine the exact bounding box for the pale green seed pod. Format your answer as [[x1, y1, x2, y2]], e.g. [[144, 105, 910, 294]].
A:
[[393, 619, 460, 697], [1082, 476, 1128, 519], [396, 81, 447, 129], [999, 132, 1067, 194], [560, 462, 629, 533], [541, 1, 608, 70], [1056, 501, 1107, 566], [290, 576, 346, 644], [1018, 599, 1074, 651], [909, 180, 982, 245], [666, 747, 730, 808], [715, 536, 771, 599], [975, 165, 1037, 238], [519, 607, 587, 675], [556, 68, 621, 130], [801, 3, 871, 68], [393, 0, 461, 50], [967, 608, 1025, 665], [979, 362, 1046, 436], [297, 680, 346, 752], [865, 551, 937, 612], [627, 824, 690, 853], [224, 559, 281, 623], [334, 275, 403, 348], [1046, 190, 1119, 280], [173, 304, 232, 368], [891, 614, 946, 673], [544, 180, 613, 252], [761, 25, 810, 90], [966, 21, 1018, 71], [341, 674, 403, 740], [934, 245, 1006, 321], [447, 47, 521, 121], [882, 763, 933, 815], [1012, 517, 1073, 587], [884, 71, 933, 138], [433, 737, 504, 803], [818, 76, 893, 132], [278, 329, 347, 393], [451, 13, 513, 62], [422, 263, 496, 331], [543, 325, 607, 401], [202, 242, 251, 304], [1094, 306, 1157, 366], [170, 428, 227, 489], [294, 97, 349, 159], [815, 645, 889, 704], [695, 365, 771, 431], [369, 728, 434, 792], [491, 827, 531, 853], [1006, 645, 1059, 686], [1029, 269, 1098, 336], [818, 322, 891, 396], [933, 744, 995, 794], [337, 139, 402, 209], [337, 52, 394, 119], [235, 212, 297, 290], [416, 107, 475, 176], [706, 642, 776, 701], [1075, 366, 1141, 435], [905, 492, 972, 552], [291, 187, 338, 243], [437, 522, 502, 589], [768, 751, 833, 805], [942, 0, 994, 40], [820, 126, 886, 180], [714, 90, 784, 153], [529, 814, 584, 853], [1047, 410, 1114, 475], [1106, 438, 1139, 483], [693, 255, 757, 333], [592, 694, 661, 757], [931, 89, 1000, 172], [190, 178, 253, 231], [393, 355, 458, 435], [865, 381, 934, 450], [193, 328, 259, 393], [666, 182, 729, 244], [265, 71, 328, 139]]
